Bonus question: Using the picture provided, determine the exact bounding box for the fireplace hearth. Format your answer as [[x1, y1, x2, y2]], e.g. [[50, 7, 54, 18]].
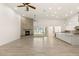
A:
[[25, 31, 30, 36]]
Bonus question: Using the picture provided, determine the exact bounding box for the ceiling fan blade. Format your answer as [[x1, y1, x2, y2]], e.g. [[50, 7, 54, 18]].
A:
[[23, 3, 30, 5], [17, 5, 25, 7], [27, 5, 36, 9]]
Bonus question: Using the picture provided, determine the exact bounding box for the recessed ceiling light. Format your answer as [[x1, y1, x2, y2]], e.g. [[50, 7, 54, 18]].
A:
[[54, 11, 57, 14], [77, 7, 79, 9], [70, 11, 73, 14], [65, 14, 68, 16], [57, 7, 62, 10], [22, 14, 25, 17], [49, 8, 52, 10], [46, 15, 48, 16]]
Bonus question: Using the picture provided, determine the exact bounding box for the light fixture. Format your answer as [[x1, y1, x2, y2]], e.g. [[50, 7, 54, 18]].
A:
[[65, 14, 68, 16], [49, 7, 52, 10], [77, 7, 79, 9], [22, 14, 25, 17], [57, 7, 62, 10], [46, 15, 48, 16], [54, 11, 57, 14], [70, 11, 73, 14]]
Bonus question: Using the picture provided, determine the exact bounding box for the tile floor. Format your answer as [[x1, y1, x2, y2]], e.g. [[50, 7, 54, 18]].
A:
[[0, 36, 79, 56]]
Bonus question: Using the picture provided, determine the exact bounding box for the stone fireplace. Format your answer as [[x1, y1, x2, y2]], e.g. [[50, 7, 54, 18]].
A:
[[21, 16, 33, 36], [25, 31, 30, 36], [24, 29, 33, 36]]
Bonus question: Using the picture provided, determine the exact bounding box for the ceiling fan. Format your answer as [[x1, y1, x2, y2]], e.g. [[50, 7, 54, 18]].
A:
[[17, 3, 36, 11]]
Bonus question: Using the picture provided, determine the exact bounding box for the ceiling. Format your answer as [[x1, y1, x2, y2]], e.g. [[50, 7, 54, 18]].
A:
[[4, 3, 79, 20]]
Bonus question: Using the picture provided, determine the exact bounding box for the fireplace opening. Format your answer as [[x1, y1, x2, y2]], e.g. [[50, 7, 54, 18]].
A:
[[25, 31, 30, 36]]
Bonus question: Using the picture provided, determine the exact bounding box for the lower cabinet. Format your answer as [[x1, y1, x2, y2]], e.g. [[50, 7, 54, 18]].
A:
[[56, 33, 79, 45]]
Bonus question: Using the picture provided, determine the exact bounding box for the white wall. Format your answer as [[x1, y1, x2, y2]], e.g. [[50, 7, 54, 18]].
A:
[[0, 4, 21, 46], [65, 14, 79, 30]]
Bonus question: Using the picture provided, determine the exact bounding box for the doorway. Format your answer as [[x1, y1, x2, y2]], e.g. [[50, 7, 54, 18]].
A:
[[47, 26, 55, 37]]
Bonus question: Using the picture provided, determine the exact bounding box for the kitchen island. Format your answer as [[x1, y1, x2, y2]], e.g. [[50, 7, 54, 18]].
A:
[[56, 32, 79, 45]]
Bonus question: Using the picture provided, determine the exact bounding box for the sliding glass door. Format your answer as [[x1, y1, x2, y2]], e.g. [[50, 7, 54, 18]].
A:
[[34, 26, 46, 36]]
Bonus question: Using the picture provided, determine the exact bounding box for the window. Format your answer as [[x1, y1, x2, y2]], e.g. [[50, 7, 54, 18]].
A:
[[54, 26, 61, 32], [34, 26, 45, 35]]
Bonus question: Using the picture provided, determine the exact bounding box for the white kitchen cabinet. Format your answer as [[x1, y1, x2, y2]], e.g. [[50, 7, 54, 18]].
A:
[[56, 33, 79, 45]]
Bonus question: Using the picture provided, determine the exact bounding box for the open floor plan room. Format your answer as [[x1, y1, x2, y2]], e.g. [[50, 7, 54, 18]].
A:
[[0, 3, 79, 56]]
